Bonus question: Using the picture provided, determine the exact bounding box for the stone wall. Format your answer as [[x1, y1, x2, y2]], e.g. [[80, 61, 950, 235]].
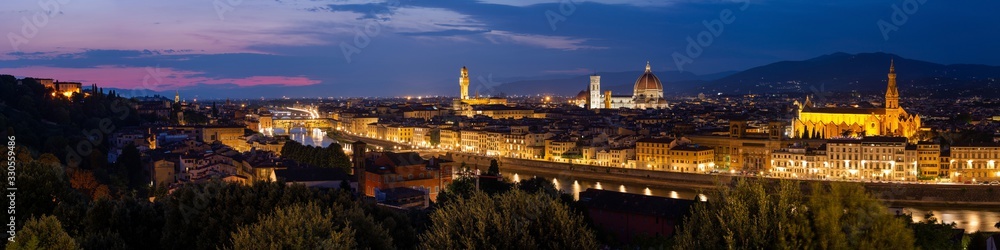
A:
[[449, 152, 1000, 207]]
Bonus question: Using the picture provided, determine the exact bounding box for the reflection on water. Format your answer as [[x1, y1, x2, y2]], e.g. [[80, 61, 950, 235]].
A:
[[273, 128, 335, 148], [907, 207, 1000, 233], [504, 171, 999, 233]]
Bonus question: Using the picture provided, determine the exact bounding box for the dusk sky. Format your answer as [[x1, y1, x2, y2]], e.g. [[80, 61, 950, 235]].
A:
[[1, 0, 998, 98]]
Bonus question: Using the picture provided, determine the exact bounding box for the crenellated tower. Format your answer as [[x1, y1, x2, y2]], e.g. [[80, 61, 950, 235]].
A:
[[459, 66, 470, 100]]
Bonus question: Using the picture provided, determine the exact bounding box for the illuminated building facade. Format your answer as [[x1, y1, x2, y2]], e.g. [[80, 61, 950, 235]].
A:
[[386, 125, 413, 144], [635, 138, 715, 173], [439, 129, 460, 150], [594, 148, 635, 168], [545, 137, 579, 161], [635, 138, 675, 170], [411, 126, 431, 147], [771, 146, 828, 179], [916, 142, 941, 178], [687, 121, 796, 172], [40, 79, 82, 98], [583, 62, 669, 109], [792, 61, 921, 140], [460, 129, 484, 154], [667, 144, 715, 173], [770, 137, 919, 181], [949, 142, 1000, 182]]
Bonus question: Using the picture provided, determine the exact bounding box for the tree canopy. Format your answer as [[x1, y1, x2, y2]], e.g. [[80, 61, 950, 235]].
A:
[[515, 176, 560, 199], [280, 141, 351, 171], [421, 190, 598, 249], [487, 159, 500, 176], [673, 179, 916, 250], [5, 215, 79, 250], [229, 203, 356, 250]]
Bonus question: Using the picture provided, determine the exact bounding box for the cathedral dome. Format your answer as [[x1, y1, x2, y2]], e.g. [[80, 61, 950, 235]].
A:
[[634, 62, 663, 92], [574, 89, 588, 100]]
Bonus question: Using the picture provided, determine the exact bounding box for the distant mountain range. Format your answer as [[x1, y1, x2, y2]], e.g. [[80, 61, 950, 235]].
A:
[[15, 52, 999, 99], [496, 52, 1000, 98], [701, 52, 1000, 97]]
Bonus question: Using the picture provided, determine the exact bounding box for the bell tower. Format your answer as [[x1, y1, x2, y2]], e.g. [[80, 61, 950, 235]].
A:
[[459, 66, 470, 100], [589, 74, 601, 109], [884, 59, 902, 136], [352, 140, 368, 195], [885, 59, 899, 110]]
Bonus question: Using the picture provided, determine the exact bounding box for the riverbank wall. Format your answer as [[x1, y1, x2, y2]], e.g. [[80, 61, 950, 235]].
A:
[[450, 153, 1000, 208]]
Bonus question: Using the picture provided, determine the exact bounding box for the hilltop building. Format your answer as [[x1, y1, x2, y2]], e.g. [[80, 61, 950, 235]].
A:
[[38, 78, 81, 97]]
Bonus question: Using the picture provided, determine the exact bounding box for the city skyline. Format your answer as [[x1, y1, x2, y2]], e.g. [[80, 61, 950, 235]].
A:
[[2, 0, 999, 98], [3, 1, 1000, 247]]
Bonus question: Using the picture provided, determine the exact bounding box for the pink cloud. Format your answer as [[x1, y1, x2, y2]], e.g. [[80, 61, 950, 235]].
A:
[[0, 66, 320, 90]]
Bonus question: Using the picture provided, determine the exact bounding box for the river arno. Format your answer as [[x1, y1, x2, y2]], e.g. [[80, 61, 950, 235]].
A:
[[284, 136, 999, 233], [274, 128, 336, 148], [504, 170, 1000, 233]]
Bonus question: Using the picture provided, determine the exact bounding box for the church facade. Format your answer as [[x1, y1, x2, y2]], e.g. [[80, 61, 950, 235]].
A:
[[583, 62, 669, 110], [792, 61, 921, 140]]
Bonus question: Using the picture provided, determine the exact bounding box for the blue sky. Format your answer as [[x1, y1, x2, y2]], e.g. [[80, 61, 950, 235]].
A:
[[0, 0, 997, 98]]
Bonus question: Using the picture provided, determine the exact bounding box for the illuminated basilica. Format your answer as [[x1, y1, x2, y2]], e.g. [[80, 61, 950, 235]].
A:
[[792, 60, 921, 140], [580, 61, 669, 109]]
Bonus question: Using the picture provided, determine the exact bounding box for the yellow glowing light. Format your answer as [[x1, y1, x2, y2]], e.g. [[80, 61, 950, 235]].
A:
[[62, 91, 74, 98]]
